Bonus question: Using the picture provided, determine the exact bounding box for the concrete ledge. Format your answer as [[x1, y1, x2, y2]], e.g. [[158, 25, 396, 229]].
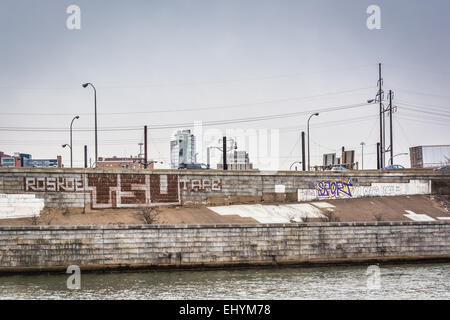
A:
[[0, 254, 449, 274], [0, 220, 449, 231], [0, 167, 448, 178]]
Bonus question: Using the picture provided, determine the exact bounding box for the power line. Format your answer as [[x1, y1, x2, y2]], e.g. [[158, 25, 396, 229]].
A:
[[394, 88, 450, 100], [398, 105, 450, 118], [0, 101, 375, 132], [0, 64, 377, 91], [0, 86, 375, 116], [385, 64, 450, 78], [397, 101, 450, 113], [397, 115, 450, 127], [281, 114, 379, 132]]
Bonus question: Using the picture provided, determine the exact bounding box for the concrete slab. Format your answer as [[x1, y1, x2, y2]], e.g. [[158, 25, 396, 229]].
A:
[[208, 203, 326, 223], [403, 210, 436, 222]]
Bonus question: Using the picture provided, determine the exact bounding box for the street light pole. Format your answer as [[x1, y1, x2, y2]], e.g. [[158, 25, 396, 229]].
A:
[[307, 113, 319, 171], [290, 161, 302, 171], [82, 83, 98, 166], [69, 116, 80, 168]]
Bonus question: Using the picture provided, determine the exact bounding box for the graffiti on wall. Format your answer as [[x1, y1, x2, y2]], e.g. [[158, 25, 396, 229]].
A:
[[298, 179, 431, 202], [25, 176, 85, 192], [25, 174, 180, 209], [316, 179, 354, 199], [179, 178, 222, 192]]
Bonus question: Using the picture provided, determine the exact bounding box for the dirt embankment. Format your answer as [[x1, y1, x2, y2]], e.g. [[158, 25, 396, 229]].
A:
[[0, 195, 448, 226], [0, 206, 258, 226]]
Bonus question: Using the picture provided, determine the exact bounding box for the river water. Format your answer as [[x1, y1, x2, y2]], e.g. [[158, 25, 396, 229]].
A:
[[0, 263, 448, 300]]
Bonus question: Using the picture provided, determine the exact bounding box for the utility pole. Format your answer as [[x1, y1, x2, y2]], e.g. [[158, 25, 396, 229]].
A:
[[378, 63, 384, 169], [222, 136, 227, 170], [301, 131, 306, 171], [388, 90, 394, 166], [360, 142, 365, 170], [84, 145, 87, 168], [144, 125, 148, 169], [207, 147, 211, 169], [377, 143, 381, 169]]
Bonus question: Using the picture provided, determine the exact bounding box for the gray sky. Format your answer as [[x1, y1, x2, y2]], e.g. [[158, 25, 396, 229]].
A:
[[0, 0, 449, 169]]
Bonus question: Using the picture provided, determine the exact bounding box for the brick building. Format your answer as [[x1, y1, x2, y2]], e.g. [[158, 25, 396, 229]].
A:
[[97, 156, 154, 169], [0, 152, 62, 168]]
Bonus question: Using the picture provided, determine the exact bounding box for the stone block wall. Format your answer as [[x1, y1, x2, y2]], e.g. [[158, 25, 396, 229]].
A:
[[0, 168, 448, 211], [0, 221, 448, 272]]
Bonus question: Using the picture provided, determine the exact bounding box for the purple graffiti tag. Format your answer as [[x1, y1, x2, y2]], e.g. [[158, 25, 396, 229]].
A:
[[316, 179, 353, 199]]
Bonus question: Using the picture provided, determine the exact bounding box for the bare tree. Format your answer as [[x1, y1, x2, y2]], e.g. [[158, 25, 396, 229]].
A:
[[141, 207, 164, 224]]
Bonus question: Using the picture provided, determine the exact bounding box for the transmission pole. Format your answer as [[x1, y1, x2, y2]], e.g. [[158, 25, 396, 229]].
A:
[[378, 63, 384, 168], [144, 125, 148, 169], [222, 137, 227, 170], [388, 90, 394, 165]]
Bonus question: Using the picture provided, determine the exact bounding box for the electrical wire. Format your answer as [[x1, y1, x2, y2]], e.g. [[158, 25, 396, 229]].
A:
[[0, 86, 376, 117], [0, 101, 375, 132]]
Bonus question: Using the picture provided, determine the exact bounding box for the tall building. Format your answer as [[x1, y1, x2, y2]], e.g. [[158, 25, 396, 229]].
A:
[[170, 130, 196, 169], [217, 150, 254, 170]]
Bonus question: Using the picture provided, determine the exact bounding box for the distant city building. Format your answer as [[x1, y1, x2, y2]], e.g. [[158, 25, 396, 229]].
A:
[[341, 150, 355, 169], [170, 129, 196, 169], [23, 157, 62, 168], [410, 145, 450, 168], [321, 148, 356, 170], [323, 153, 337, 168], [217, 150, 254, 170], [97, 156, 154, 169], [0, 152, 61, 168], [0, 153, 21, 167]]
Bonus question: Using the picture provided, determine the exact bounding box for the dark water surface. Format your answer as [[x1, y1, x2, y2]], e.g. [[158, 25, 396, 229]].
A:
[[0, 263, 448, 300]]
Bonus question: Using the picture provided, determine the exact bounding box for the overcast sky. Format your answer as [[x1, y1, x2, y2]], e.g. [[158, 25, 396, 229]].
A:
[[0, 0, 449, 169]]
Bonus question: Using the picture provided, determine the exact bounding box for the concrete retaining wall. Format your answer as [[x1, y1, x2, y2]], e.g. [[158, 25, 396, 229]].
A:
[[0, 221, 448, 272], [0, 168, 448, 214]]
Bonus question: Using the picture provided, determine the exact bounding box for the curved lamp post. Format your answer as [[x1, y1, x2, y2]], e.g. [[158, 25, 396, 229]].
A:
[[389, 153, 408, 165], [290, 161, 302, 171], [62, 115, 80, 168], [307, 113, 319, 171], [82, 82, 97, 166], [69, 115, 79, 168], [62, 143, 71, 168]]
